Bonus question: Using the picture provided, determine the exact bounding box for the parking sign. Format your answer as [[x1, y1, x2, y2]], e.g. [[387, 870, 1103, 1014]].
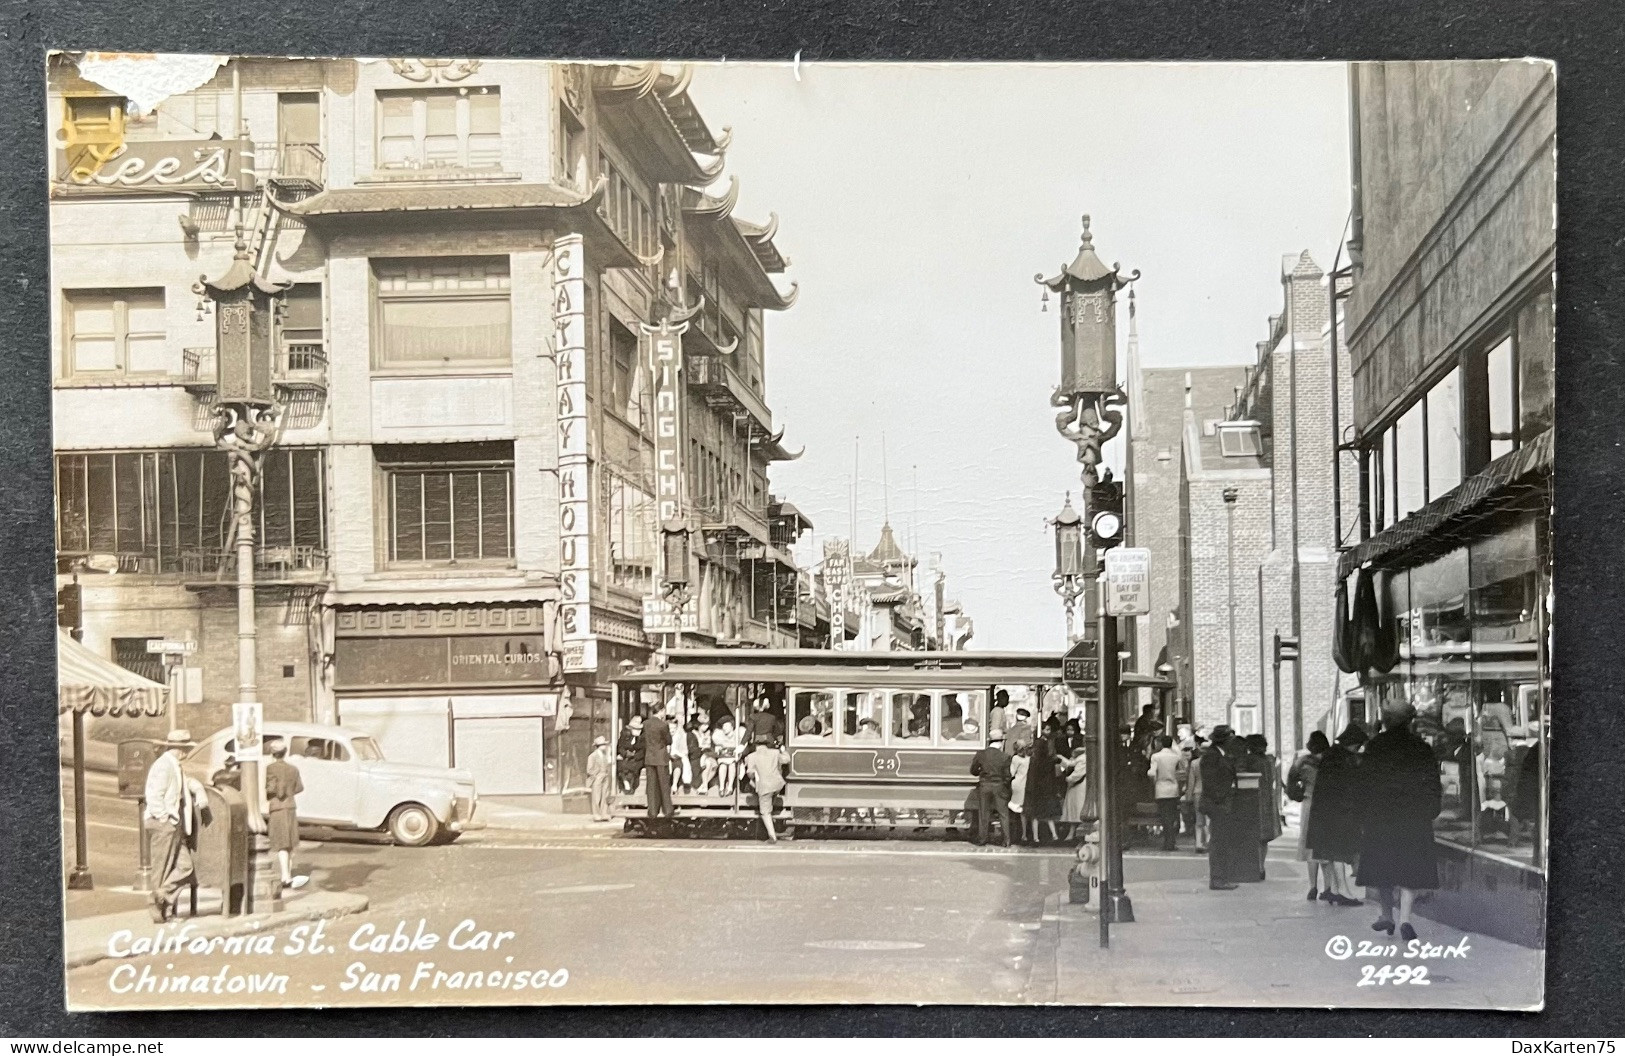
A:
[[1103, 548, 1151, 616]]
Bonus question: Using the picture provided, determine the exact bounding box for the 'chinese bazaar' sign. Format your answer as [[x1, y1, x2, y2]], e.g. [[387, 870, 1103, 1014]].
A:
[[552, 235, 596, 674], [641, 321, 687, 525], [56, 138, 255, 193]]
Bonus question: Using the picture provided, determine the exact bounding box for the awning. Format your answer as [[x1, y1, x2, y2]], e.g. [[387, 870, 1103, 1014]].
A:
[[57, 630, 168, 717]]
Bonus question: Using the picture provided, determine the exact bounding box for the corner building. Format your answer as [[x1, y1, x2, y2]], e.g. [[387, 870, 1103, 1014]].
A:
[[48, 57, 814, 805], [1342, 60, 1553, 945]]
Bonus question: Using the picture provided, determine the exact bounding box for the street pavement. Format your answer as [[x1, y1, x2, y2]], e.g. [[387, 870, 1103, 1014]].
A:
[[60, 769, 1543, 1010]]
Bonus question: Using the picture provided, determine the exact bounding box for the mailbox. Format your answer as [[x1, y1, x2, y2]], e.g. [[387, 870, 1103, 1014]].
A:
[[1230, 770, 1265, 883], [117, 739, 161, 800], [195, 785, 251, 915]]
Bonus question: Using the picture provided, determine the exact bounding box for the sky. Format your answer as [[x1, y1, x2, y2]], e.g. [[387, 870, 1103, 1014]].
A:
[[688, 62, 1351, 651]]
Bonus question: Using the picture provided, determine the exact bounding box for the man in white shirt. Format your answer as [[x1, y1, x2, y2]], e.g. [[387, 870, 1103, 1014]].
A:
[[1147, 734, 1188, 852], [144, 730, 205, 922]]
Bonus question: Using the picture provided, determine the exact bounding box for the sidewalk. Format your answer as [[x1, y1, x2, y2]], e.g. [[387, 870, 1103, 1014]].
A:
[[1027, 857, 1544, 1009], [469, 796, 621, 839], [64, 886, 370, 970]]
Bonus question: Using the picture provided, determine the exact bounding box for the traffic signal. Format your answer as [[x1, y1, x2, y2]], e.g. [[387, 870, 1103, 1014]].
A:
[[57, 582, 82, 633], [1273, 631, 1300, 665], [1087, 479, 1125, 551]]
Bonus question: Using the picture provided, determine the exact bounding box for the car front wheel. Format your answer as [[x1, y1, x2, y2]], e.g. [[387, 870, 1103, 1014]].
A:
[[387, 803, 441, 847]]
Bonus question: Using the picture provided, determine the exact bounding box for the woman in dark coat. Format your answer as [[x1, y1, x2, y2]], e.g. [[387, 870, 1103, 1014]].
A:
[[1305, 724, 1367, 906], [1356, 701, 1442, 941], [1023, 735, 1066, 843]]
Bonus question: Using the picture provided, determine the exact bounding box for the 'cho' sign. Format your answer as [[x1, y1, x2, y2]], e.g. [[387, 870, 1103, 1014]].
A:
[[1102, 547, 1151, 617], [552, 235, 595, 673]]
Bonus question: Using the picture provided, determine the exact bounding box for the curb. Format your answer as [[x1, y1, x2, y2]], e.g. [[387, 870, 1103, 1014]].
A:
[[65, 891, 370, 970]]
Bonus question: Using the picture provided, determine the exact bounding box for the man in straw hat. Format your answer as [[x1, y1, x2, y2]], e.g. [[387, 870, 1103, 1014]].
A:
[[143, 729, 206, 922], [586, 734, 614, 822]]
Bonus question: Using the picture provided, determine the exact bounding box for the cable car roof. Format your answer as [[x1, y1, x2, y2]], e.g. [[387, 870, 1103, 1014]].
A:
[[612, 649, 1064, 688]]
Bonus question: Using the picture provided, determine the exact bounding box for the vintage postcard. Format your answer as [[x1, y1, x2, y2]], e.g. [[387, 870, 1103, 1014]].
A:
[[49, 55, 1551, 1010]]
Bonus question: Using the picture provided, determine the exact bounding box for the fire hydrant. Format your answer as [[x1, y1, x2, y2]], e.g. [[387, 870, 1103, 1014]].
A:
[[1069, 827, 1101, 904]]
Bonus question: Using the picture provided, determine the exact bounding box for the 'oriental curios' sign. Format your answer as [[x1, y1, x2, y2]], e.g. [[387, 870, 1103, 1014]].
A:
[[552, 235, 596, 673]]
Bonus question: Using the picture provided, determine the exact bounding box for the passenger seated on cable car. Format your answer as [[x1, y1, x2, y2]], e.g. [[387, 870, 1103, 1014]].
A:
[[955, 719, 982, 742], [851, 718, 882, 741], [797, 715, 833, 741]]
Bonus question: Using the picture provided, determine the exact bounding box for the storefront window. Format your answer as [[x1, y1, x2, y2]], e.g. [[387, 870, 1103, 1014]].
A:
[[1366, 513, 1548, 867], [1468, 519, 1544, 863], [1426, 367, 1462, 500], [1404, 549, 1473, 843]]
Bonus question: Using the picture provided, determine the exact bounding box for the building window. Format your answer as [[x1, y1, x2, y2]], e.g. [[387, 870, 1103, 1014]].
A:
[[372, 258, 510, 369], [1486, 335, 1519, 462], [376, 88, 501, 172], [1217, 421, 1262, 458], [125, 92, 224, 142], [281, 282, 324, 367], [1393, 401, 1425, 522], [112, 637, 167, 683], [555, 104, 586, 188], [379, 442, 513, 566], [607, 474, 657, 594], [607, 318, 644, 427], [55, 449, 326, 572], [596, 151, 655, 257], [64, 96, 125, 142], [63, 288, 167, 377], [1426, 366, 1463, 499]]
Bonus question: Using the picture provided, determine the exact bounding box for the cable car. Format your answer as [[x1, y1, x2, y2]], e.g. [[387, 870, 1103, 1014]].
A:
[[611, 649, 1066, 836]]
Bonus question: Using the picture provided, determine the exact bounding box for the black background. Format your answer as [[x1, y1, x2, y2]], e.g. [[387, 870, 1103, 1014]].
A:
[[3, 0, 1621, 1037]]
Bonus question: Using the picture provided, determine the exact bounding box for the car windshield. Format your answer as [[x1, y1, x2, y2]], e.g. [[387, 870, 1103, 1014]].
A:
[[350, 736, 385, 761]]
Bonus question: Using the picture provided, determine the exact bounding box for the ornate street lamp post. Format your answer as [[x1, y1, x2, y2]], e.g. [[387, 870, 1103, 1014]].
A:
[[1039, 214, 1138, 936], [195, 228, 288, 914], [1050, 493, 1086, 642]]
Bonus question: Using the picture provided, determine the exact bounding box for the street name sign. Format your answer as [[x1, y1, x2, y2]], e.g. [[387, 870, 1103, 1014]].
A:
[[1102, 547, 1151, 616], [145, 639, 196, 654], [1061, 638, 1099, 700]]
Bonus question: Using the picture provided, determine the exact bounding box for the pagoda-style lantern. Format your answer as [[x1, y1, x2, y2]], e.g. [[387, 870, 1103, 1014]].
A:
[[661, 517, 697, 598], [1051, 493, 1087, 643], [197, 239, 288, 406], [1038, 215, 1139, 489], [1052, 492, 1085, 580]]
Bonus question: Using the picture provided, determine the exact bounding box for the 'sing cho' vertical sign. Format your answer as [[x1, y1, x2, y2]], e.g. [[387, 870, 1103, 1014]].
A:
[[642, 319, 687, 527], [552, 235, 595, 673]]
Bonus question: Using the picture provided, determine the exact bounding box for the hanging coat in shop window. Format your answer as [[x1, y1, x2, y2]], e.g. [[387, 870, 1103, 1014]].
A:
[[1350, 567, 1400, 675], [1332, 574, 1358, 675]]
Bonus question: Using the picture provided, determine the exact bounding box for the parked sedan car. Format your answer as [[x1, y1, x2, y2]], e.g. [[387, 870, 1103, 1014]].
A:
[[184, 721, 480, 846]]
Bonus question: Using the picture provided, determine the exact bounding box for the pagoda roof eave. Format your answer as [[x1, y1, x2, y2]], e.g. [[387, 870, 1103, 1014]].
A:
[[683, 183, 797, 310], [595, 64, 727, 184]]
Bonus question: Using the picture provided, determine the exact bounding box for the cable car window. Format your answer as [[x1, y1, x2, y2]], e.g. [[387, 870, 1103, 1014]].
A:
[[938, 690, 987, 744], [840, 690, 886, 743], [890, 692, 932, 740], [791, 690, 836, 743]]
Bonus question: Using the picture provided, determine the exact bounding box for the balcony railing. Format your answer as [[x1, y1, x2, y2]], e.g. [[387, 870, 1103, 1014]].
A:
[[181, 347, 216, 392], [180, 340, 327, 389], [689, 355, 772, 433], [278, 340, 328, 379], [266, 142, 325, 191], [181, 545, 330, 583]]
